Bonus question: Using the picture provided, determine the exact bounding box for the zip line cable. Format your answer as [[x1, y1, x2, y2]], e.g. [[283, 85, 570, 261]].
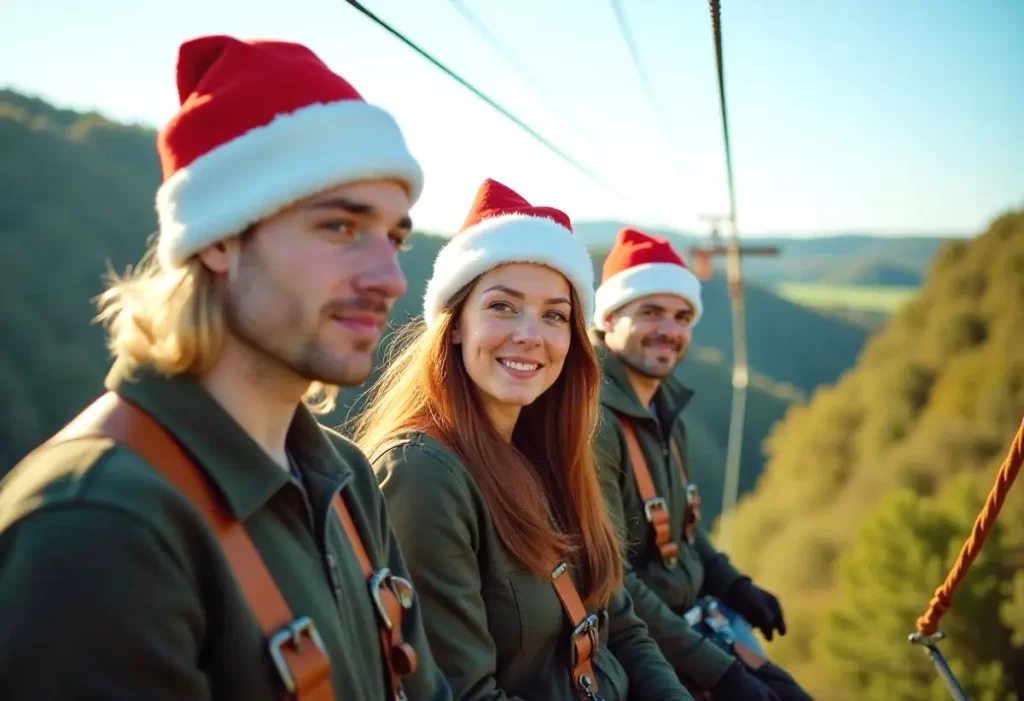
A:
[[343, 0, 656, 220], [446, 0, 577, 122], [608, 0, 689, 190], [447, 0, 639, 183], [706, 0, 750, 554]]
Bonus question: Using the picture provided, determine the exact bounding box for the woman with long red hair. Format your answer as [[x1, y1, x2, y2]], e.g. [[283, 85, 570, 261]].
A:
[[352, 179, 691, 701]]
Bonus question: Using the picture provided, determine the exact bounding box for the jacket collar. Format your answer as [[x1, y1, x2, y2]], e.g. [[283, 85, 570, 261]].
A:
[[106, 360, 353, 521], [591, 332, 694, 429]]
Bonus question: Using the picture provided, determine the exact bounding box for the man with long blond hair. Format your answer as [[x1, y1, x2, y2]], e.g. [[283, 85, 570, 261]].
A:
[[0, 35, 450, 701], [591, 228, 812, 700]]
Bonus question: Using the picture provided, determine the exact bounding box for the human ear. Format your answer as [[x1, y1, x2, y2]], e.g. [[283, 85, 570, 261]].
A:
[[197, 239, 238, 275]]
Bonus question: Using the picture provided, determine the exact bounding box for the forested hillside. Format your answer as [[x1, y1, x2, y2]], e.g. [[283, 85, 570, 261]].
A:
[[723, 210, 1024, 699], [1, 88, 866, 525]]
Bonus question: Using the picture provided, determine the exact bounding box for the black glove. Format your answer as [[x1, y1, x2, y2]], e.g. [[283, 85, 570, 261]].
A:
[[724, 577, 787, 641], [710, 662, 780, 701], [751, 661, 814, 701]]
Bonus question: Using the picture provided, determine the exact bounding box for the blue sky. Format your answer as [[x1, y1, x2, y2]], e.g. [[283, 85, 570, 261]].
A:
[[3, 0, 1022, 238]]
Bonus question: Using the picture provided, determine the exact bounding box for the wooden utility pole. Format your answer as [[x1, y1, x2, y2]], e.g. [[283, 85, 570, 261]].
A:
[[687, 213, 780, 552], [687, 213, 780, 283]]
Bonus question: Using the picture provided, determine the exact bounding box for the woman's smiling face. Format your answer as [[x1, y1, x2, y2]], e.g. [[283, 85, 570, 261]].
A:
[[454, 262, 574, 433]]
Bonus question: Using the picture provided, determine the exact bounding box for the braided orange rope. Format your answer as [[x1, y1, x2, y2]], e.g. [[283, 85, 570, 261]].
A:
[[916, 415, 1024, 635]]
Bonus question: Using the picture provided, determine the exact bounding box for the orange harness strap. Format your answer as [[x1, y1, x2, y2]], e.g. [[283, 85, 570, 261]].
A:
[[331, 494, 418, 698], [551, 562, 603, 700], [617, 416, 701, 566], [669, 438, 703, 545], [48, 392, 418, 700]]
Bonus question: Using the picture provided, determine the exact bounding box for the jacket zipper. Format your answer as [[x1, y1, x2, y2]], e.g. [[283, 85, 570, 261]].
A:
[[325, 552, 343, 602], [321, 473, 355, 611]]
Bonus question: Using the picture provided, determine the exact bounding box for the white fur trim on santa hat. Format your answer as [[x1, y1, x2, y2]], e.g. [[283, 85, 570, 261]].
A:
[[423, 214, 595, 326], [593, 262, 703, 328], [155, 99, 424, 270]]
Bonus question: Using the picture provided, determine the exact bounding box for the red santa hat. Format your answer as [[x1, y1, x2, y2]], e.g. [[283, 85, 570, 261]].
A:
[[155, 34, 424, 270], [593, 228, 703, 327], [422, 179, 594, 326]]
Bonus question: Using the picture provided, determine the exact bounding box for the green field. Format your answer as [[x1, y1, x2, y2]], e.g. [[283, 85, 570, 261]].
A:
[[774, 283, 918, 314]]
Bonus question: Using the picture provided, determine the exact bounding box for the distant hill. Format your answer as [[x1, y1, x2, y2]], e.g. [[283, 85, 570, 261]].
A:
[[0, 88, 871, 523], [822, 259, 923, 286], [575, 219, 952, 286], [734, 235, 950, 286]]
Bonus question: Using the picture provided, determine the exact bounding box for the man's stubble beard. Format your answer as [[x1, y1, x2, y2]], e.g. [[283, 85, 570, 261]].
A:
[[618, 342, 687, 381], [223, 245, 375, 389]]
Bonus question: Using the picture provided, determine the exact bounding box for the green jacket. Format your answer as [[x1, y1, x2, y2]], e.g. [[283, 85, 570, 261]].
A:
[[370, 431, 693, 701], [0, 363, 451, 701], [592, 341, 746, 690]]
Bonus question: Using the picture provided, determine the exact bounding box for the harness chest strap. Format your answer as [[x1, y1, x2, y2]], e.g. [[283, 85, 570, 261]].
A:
[[550, 562, 603, 700], [47, 392, 414, 700], [669, 438, 702, 544], [617, 417, 700, 562], [331, 493, 418, 699]]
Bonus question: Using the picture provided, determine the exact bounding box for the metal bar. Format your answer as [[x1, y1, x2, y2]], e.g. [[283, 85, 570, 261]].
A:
[[717, 236, 748, 551], [706, 0, 746, 552], [908, 632, 970, 701]]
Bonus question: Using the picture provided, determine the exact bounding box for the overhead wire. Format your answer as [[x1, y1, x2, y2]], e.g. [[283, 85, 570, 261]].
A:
[[607, 0, 689, 190], [342, 0, 657, 220], [446, 0, 565, 114], [708, 0, 738, 224], [447, 0, 635, 175]]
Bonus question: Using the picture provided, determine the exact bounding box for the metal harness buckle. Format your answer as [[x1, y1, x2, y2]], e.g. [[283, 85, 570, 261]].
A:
[[569, 613, 601, 668], [369, 566, 416, 631], [643, 497, 667, 523], [267, 616, 327, 694]]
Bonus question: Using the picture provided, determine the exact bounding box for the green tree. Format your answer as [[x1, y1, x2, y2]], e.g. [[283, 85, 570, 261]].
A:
[[819, 473, 1016, 700]]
